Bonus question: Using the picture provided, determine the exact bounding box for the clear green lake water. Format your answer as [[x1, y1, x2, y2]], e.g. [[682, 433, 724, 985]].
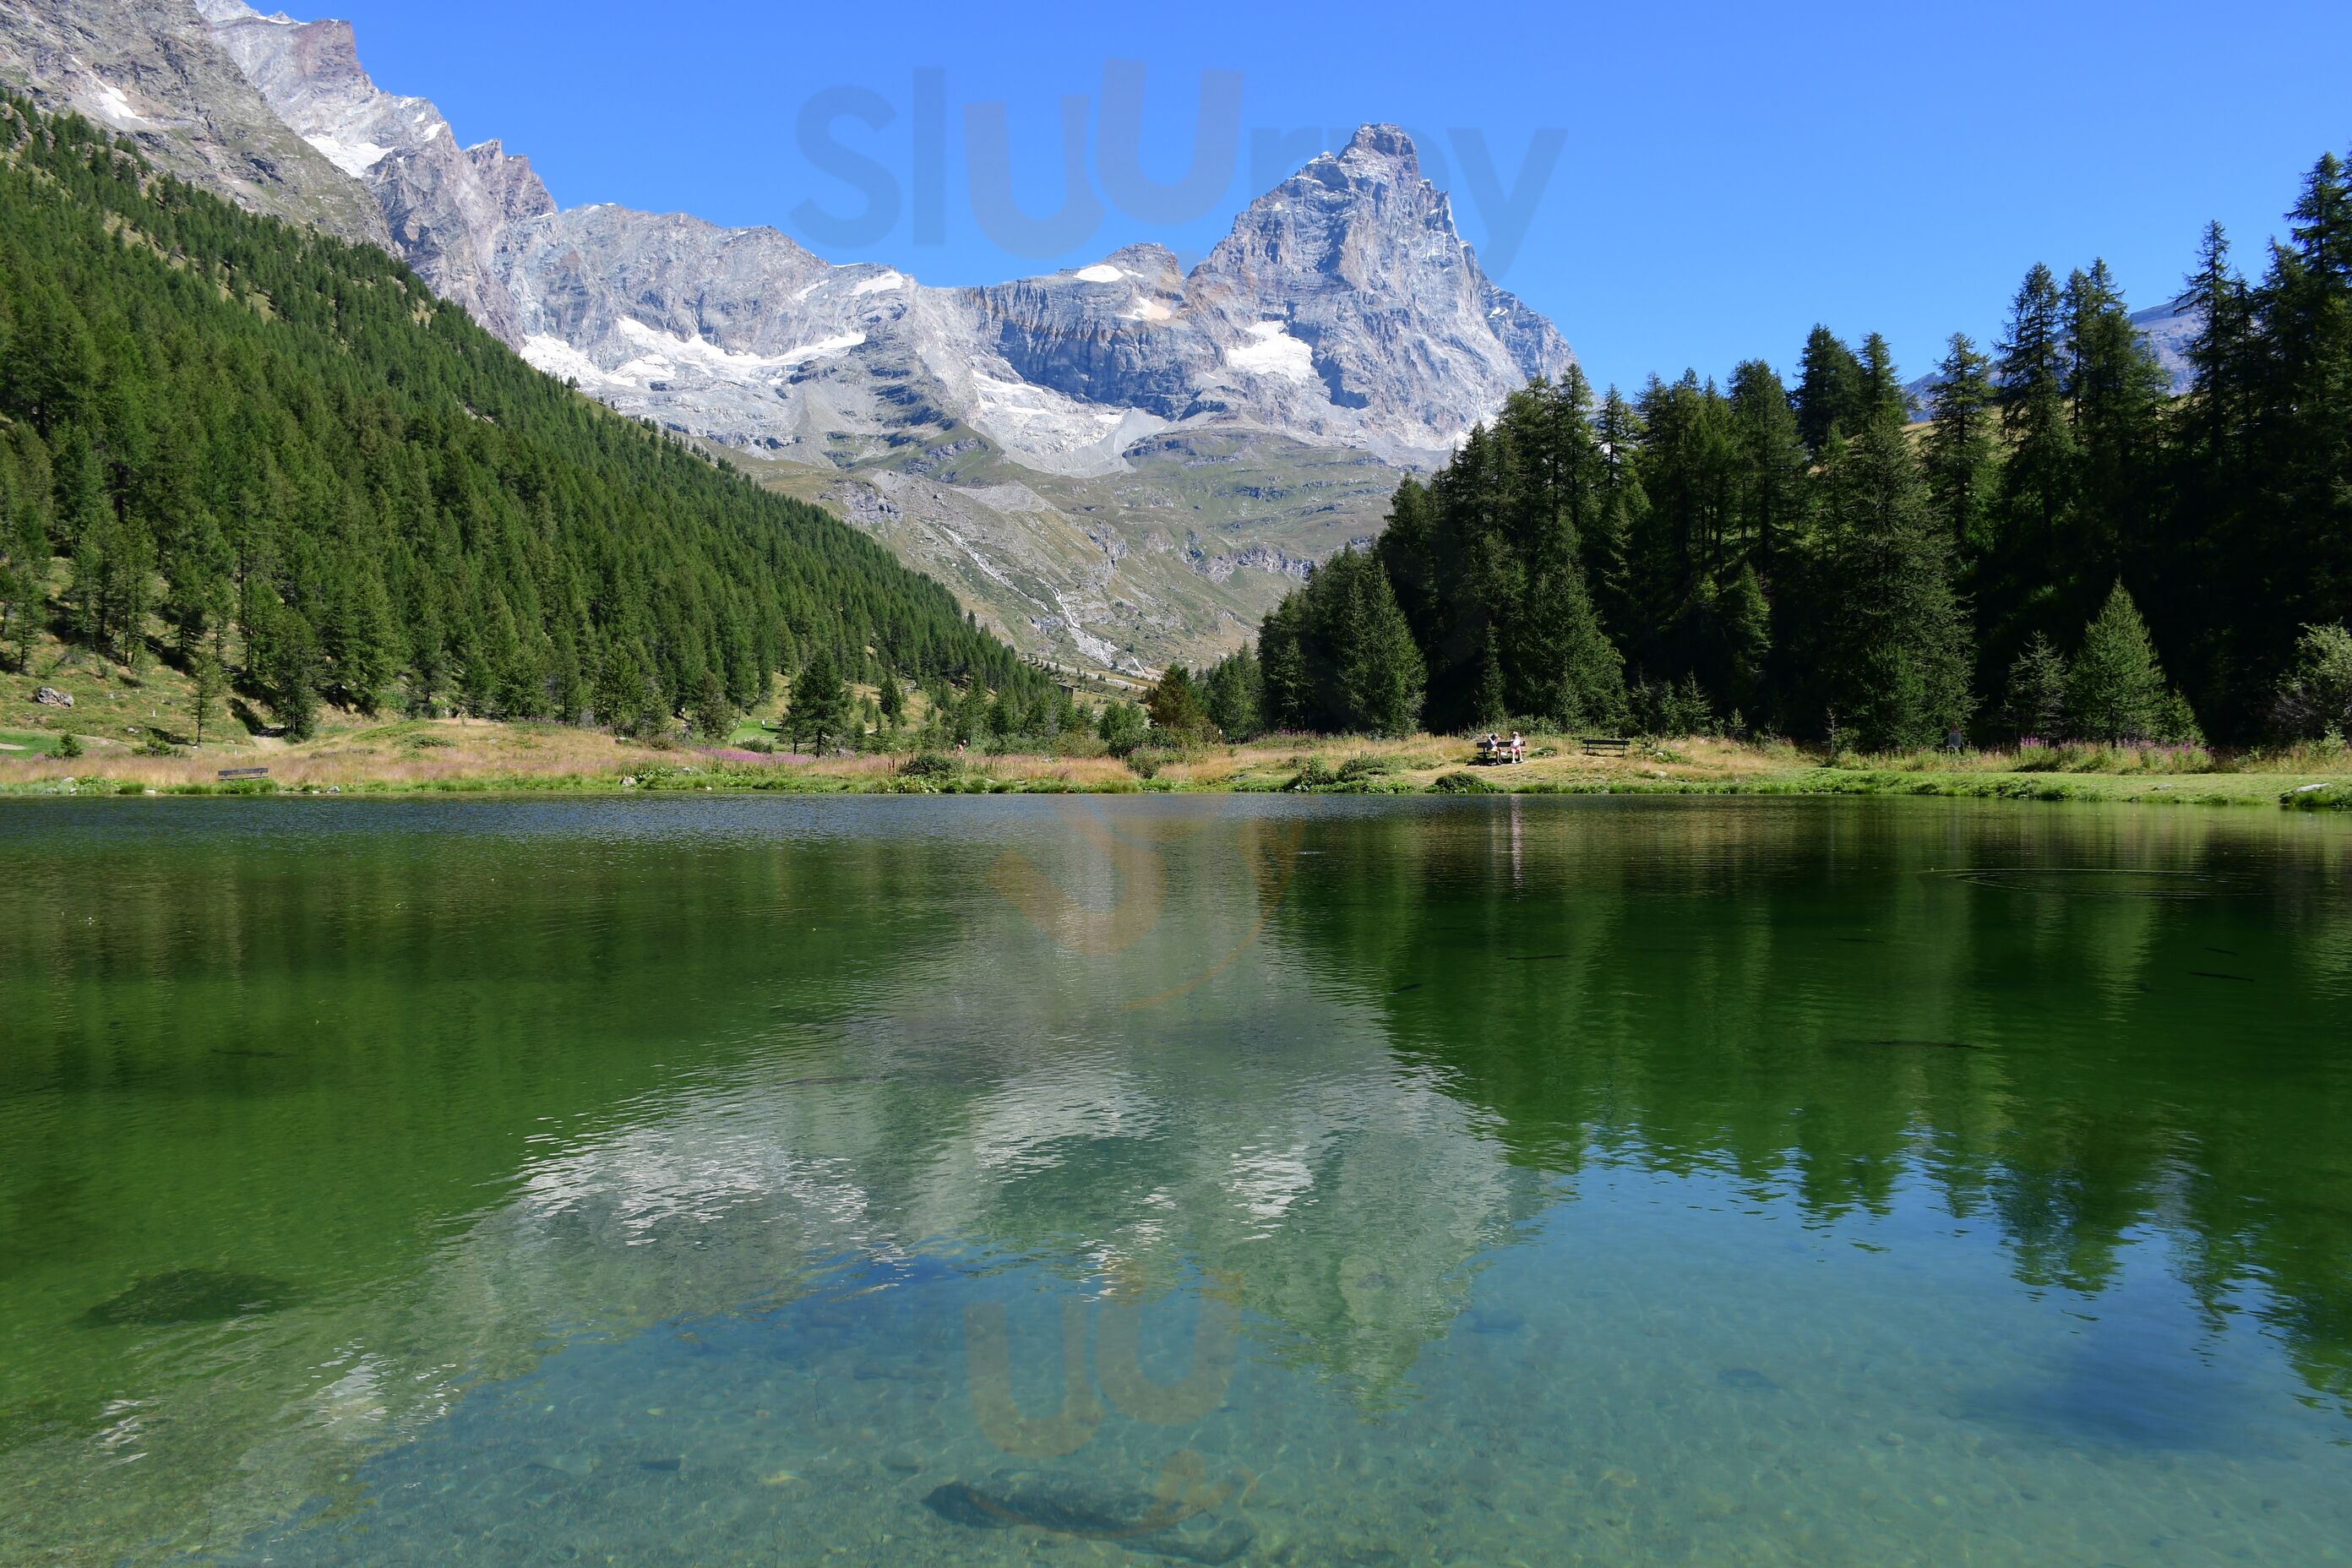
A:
[[3, 794, 2351, 1565]]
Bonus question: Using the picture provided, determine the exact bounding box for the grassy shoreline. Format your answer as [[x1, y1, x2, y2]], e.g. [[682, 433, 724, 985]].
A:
[[3, 721, 2349, 808]]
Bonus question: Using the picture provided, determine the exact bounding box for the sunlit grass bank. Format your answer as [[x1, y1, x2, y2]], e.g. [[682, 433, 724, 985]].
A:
[[4, 719, 2349, 807]]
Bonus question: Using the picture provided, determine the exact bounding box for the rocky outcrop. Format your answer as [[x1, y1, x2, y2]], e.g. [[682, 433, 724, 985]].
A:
[[0, 0, 388, 246], [196, 0, 549, 340]]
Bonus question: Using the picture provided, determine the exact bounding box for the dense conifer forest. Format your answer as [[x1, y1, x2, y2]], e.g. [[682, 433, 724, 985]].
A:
[[0, 96, 1037, 738], [1209, 143, 2352, 749]]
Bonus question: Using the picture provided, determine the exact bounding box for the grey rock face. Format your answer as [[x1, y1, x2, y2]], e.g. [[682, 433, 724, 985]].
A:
[[487, 128, 1573, 477], [1184, 124, 1576, 450], [0, 0, 387, 247], [181, 7, 1574, 476], [2127, 295, 2201, 390], [197, 0, 550, 341]]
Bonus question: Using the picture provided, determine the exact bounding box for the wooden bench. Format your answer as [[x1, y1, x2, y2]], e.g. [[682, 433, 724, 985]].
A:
[[1580, 737, 1631, 757], [216, 766, 270, 780]]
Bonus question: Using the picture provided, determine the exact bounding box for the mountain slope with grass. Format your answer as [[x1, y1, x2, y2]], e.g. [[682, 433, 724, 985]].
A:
[[0, 94, 1037, 744]]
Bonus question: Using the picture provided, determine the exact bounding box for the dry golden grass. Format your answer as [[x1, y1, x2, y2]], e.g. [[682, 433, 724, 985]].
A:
[[5, 714, 2344, 809], [0, 716, 669, 792]]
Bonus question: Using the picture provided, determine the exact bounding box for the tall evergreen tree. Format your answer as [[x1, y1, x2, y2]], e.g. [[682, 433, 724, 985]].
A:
[[1924, 333, 2000, 552], [1981, 263, 2080, 682], [1802, 399, 1975, 749], [1144, 663, 1210, 742], [1794, 326, 1867, 452], [789, 646, 852, 752], [2066, 582, 2170, 743], [1202, 646, 1262, 740], [1726, 359, 1808, 575], [2001, 632, 2069, 741]]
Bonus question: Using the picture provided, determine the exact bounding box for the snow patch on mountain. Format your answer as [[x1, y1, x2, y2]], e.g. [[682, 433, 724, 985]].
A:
[[83, 80, 155, 129], [302, 131, 388, 176], [1228, 321, 1316, 383]]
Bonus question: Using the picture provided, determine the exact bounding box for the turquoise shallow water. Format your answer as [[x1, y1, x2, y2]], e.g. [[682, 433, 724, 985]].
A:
[[3, 795, 2350, 1565]]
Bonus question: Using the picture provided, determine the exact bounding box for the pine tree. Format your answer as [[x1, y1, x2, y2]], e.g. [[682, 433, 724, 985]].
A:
[[1810, 403, 1975, 749], [951, 684, 988, 749], [1145, 664, 1210, 742], [690, 667, 738, 741], [2241, 151, 2352, 716], [2066, 581, 2169, 743], [0, 562, 31, 672], [2062, 260, 2168, 591], [1513, 516, 1625, 727], [189, 650, 227, 747], [267, 608, 323, 740], [2001, 632, 2068, 741], [1319, 548, 1424, 737], [2271, 623, 2352, 740], [1203, 647, 1262, 740], [1859, 333, 1908, 426], [1794, 326, 1866, 452], [1924, 333, 2000, 552], [1097, 699, 1148, 755], [789, 646, 852, 752], [1702, 564, 1770, 722], [1982, 263, 2081, 682], [878, 667, 905, 727], [1470, 627, 1507, 727], [1726, 359, 1808, 575]]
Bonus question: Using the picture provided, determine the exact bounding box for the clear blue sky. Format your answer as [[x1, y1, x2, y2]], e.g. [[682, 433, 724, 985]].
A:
[[329, 0, 2348, 394]]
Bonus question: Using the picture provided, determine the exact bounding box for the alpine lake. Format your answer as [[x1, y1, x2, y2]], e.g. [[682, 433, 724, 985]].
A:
[[3, 794, 2350, 1565]]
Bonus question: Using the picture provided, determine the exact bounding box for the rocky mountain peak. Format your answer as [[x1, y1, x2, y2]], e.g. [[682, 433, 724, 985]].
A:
[[1193, 122, 1575, 445], [1333, 122, 1422, 176], [463, 139, 555, 223]]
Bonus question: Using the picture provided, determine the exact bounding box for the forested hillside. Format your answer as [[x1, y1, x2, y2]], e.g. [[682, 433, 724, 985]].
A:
[[0, 95, 1035, 738], [1216, 144, 2352, 749]]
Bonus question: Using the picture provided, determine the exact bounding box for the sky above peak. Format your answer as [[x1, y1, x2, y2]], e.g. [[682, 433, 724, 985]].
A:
[[326, 0, 2347, 394]]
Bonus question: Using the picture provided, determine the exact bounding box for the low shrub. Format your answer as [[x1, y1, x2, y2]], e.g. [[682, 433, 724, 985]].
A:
[[1337, 754, 1401, 782], [1430, 770, 1494, 794], [1126, 746, 1180, 780], [897, 752, 958, 780], [1286, 756, 1339, 791]]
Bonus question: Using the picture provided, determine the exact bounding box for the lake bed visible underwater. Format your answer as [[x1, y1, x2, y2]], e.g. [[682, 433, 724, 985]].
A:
[[3, 795, 2349, 1565]]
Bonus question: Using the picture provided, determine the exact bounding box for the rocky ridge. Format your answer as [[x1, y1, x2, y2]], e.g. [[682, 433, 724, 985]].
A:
[[5, 0, 1579, 670], [0, 0, 388, 246]]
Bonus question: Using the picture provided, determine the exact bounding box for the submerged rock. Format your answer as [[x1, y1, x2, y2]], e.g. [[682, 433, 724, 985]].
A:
[[923, 1469, 1252, 1565], [83, 1268, 297, 1326]]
